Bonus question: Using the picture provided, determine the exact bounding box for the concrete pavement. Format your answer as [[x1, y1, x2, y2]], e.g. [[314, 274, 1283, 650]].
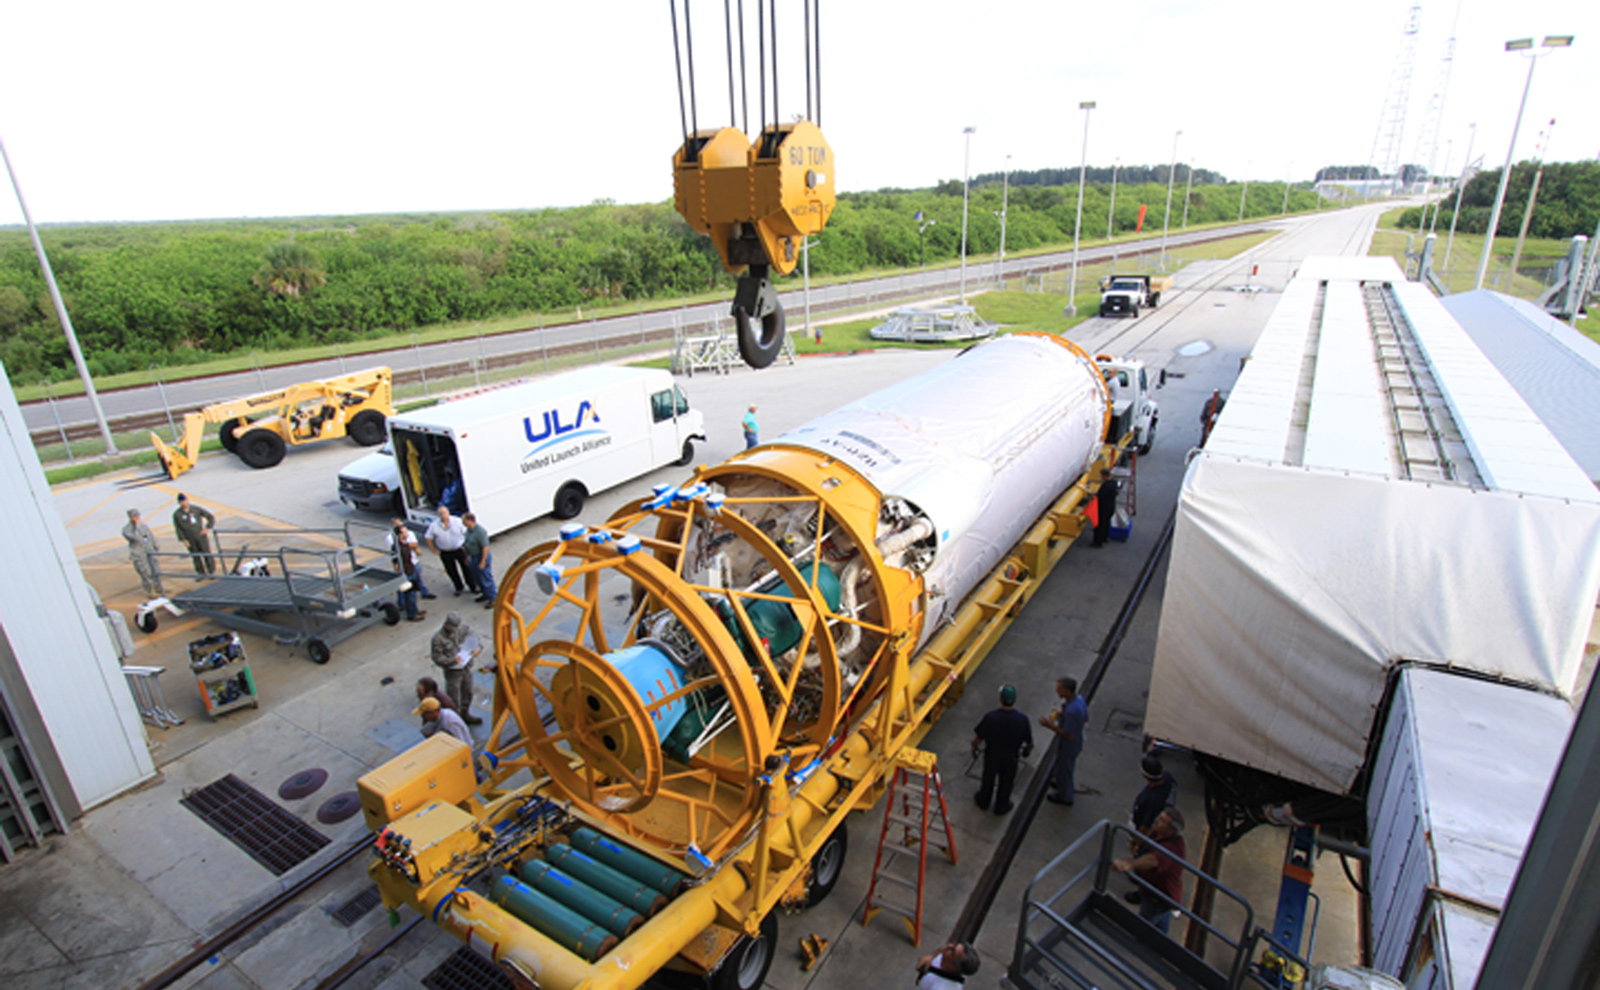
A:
[[1, 202, 1387, 990]]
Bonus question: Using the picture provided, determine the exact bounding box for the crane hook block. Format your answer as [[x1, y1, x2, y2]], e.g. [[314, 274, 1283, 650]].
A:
[[674, 122, 835, 280], [674, 122, 834, 368]]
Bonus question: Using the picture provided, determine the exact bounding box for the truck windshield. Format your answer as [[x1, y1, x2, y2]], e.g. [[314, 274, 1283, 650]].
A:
[[1110, 280, 1141, 290], [392, 427, 467, 514]]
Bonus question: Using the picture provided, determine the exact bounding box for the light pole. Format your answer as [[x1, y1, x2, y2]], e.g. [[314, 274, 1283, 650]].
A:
[[960, 126, 975, 304], [1067, 101, 1095, 316], [0, 135, 118, 455], [995, 154, 1011, 289], [1238, 162, 1251, 222], [1107, 157, 1120, 272], [1430, 138, 1452, 234], [1281, 161, 1293, 215], [917, 214, 937, 268], [1181, 159, 1195, 229], [1160, 130, 1181, 270], [1475, 35, 1573, 291], [1443, 123, 1476, 276], [1509, 118, 1556, 283]]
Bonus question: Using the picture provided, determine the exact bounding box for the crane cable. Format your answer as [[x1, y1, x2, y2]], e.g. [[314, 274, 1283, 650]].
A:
[[673, 0, 822, 152]]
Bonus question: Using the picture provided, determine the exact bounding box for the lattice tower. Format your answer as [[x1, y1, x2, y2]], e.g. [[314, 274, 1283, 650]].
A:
[[1410, 0, 1463, 186], [1367, 2, 1423, 192]]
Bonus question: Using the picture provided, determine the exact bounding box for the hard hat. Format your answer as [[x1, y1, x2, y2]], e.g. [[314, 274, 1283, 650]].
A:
[[1141, 753, 1164, 779], [999, 685, 1017, 706], [413, 697, 441, 716]]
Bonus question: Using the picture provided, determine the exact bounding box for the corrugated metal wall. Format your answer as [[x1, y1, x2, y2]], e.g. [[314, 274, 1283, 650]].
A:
[[0, 362, 154, 847]]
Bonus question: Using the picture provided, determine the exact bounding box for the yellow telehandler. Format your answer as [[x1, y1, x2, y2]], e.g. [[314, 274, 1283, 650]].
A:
[[150, 367, 393, 479]]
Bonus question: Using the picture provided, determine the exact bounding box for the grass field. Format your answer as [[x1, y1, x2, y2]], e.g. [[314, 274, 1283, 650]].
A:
[[1369, 207, 1597, 342]]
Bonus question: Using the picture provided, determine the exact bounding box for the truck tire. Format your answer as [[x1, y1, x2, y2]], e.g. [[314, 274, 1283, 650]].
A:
[[710, 912, 776, 990], [675, 439, 695, 467], [348, 409, 386, 446], [553, 482, 587, 520], [1099, 305, 1110, 317], [806, 825, 849, 906], [238, 429, 287, 469], [219, 419, 244, 452], [733, 303, 786, 369], [1139, 418, 1157, 456], [1150, 292, 1162, 308], [1130, 304, 1140, 318]]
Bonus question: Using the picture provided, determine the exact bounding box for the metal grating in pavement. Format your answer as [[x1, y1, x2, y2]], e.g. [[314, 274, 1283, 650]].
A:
[[180, 773, 330, 876], [331, 885, 383, 927], [423, 946, 515, 990]]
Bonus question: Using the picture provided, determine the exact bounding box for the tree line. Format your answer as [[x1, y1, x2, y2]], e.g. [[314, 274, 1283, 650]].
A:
[[0, 173, 1322, 382], [1393, 160, 1600, 240]]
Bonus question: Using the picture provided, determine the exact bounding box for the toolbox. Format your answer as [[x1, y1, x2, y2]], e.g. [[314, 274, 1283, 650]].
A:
[[189, 632, 259, 718]]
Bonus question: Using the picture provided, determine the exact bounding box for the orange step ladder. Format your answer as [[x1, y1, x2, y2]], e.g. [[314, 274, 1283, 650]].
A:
[[862, 748, 958, 945]]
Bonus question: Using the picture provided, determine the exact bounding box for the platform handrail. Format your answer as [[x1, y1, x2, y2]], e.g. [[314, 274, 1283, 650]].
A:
[[1012, 820, 1262, 990]]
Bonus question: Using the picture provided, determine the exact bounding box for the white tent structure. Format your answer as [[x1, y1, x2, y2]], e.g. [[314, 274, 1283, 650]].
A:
[[1147, 256, 1600, 794]]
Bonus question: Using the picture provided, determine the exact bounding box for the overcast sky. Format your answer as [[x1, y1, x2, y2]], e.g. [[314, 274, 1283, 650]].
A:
[[1, 0, 1594, 226]]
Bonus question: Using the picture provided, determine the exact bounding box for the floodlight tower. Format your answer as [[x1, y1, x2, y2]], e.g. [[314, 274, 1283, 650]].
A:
[[1367, 2, 1423, 194]]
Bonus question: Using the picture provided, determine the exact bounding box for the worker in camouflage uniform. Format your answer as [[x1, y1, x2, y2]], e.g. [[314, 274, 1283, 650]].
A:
[[121, 508, 164, 598], [172, 493, 217, 576], [431, 612, 482, 725]]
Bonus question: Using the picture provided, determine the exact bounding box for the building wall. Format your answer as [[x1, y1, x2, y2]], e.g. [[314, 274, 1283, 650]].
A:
[[0, 362, 154, 810]]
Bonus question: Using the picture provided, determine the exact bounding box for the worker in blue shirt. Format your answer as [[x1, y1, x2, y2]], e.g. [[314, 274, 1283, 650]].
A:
[[742, 405, 759, 448], [1041, 676, 1088, 805]]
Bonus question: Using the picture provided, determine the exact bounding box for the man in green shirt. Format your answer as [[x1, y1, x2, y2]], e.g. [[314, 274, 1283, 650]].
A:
[[462, 512, 495, 609], [172, 493, 217, 576]]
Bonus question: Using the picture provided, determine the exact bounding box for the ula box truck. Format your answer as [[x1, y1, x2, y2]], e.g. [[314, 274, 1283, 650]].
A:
[[387, 367, 706, 534]]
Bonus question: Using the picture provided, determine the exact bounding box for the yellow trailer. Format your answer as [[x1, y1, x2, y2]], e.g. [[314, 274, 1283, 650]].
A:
[[359, 335, 1147, 990]]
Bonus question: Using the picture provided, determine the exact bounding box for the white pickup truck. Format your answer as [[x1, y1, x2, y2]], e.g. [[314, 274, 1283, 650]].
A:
[[1095, 354, 1161, 455], [1098, 274, 1174, 318]]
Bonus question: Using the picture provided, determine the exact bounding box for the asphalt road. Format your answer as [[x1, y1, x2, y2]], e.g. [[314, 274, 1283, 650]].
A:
[[22, 219, 1290, 435]]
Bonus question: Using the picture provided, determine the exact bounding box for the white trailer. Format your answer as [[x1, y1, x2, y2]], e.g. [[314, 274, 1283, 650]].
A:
[[1148, 256, 1600, 795], [388, 368, 706, 535]]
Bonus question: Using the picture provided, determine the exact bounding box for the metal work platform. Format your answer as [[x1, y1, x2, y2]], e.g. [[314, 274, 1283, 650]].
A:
[[1010, 821, 1308, 990], [137, 521, 407, 663]]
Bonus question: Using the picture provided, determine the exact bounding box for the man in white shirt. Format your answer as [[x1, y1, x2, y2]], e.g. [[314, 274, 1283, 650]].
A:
[[415, 697, 473, 748], [425, 506, 477, 597]]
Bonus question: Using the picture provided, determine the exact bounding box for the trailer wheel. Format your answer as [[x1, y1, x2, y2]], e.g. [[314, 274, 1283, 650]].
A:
[[135, 611, 157, 633], [380, 603, 401, 626], [552, 482, 586, 520], [238, 429, 287, 469], [806, 825, 849, 906], [675, 439, 695, 467], [219, 419, 244, 452], [733, 303, 786, 369], [710, 912, 776, 990], [348, 410, 386, 446], [306, 638, 331, 665]]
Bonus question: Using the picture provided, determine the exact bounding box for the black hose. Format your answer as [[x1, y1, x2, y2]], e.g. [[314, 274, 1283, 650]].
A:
[[135, 836, 374, 990], [313, 916, 424, 990], [947, 504, 1179, 948]]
